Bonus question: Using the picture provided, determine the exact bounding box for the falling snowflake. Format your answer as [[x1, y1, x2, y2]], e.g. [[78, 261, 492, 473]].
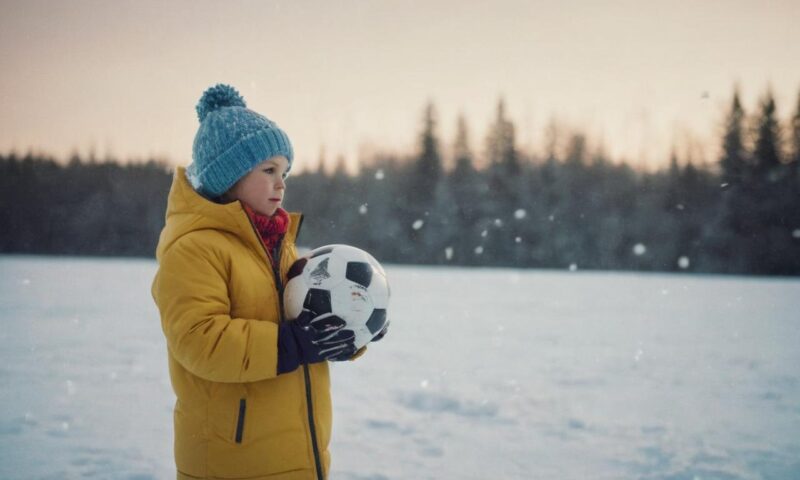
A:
[[375, 169, 385, 180], [633, 243, 647, 256], [474, 246, 484, 255], [793, 229, 800, 239], [514, 209, 527, 219], [548, 214, 555, 222], [445, 247, 453, 260], [634, 346, 644, 362], [494, 218, 503, 227], [412, 219, 424, 230], [481, 229, 488, 238], [676, 204, 685, 210], [569, 263, 578, 271], [678, 256, 690, 269], [515, 237, 522, 243], [358, 204, 368, 215], [420, 379, 429, 388], [720, 182, 729, 188]]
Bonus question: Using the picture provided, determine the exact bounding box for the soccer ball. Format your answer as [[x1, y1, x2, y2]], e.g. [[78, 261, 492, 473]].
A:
[[284, 244, 390, 350]]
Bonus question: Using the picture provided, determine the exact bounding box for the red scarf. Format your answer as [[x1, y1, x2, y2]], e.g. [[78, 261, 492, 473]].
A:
[[244, 205, 289, 268]]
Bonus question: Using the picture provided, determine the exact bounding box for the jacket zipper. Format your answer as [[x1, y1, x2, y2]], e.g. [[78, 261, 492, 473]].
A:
[[235, 398, 246, 443], [245, 211, 322, 479], [303, 362, 324, 480]]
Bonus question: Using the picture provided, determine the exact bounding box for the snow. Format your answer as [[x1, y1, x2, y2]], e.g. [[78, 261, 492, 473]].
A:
[[374, 169, 385, 180], [1, 256, 800, 479], [412, 220, 424, 230], [359, 204, 368, 215], [514, 209, 527, 220], [678, 256, 691, 269], [793, 229, 800, 239], [444, 247, 453, 261], [634, 345, 644, 362], [633, 243, 647, 256]]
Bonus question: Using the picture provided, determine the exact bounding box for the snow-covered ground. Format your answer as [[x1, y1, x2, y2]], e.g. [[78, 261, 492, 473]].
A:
[[0, 256, 798, 479]]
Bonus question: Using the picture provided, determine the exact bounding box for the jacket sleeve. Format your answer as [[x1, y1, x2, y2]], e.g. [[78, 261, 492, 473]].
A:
[[152, 234, 280, 383]]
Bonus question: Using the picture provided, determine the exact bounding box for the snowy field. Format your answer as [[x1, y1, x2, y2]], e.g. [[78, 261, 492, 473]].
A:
[[0, 255, 799, 480]]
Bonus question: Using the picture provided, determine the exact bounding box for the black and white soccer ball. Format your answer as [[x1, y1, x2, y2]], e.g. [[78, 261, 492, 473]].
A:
[[284, 244, 390, 351]]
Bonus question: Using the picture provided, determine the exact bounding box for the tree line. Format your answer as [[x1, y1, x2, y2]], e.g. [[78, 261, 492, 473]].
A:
[[1, 87, 798, 275]]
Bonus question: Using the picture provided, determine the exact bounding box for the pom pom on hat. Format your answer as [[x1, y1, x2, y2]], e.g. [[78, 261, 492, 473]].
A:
[[196, 84, 247, 122], [187, 83, 294, 198]]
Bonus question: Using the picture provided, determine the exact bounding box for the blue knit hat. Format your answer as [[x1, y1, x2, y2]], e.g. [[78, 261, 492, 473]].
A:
[[187, 84, 294, 197]]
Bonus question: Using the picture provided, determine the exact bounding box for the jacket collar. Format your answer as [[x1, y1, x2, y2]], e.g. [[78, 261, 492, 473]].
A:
[[156, 166, 302, 260]]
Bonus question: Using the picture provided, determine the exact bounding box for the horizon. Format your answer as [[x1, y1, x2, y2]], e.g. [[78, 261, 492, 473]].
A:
[[1, 0, 799, 173]]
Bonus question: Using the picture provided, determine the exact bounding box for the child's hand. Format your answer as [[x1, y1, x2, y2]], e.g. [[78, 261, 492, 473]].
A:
[[277, 308, 357, 374], [297, 310, 357, 361]]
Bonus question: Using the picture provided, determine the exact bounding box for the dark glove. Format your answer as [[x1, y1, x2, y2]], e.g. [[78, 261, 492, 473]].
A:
[[306, 311, 358, 362], [277, 310, 358, 374]]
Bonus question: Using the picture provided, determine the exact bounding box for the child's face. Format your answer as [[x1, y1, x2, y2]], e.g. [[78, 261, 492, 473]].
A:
[[227, 155, 289, 216]]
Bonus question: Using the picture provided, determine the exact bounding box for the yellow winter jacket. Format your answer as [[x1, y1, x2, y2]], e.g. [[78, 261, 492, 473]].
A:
[[152, 167, 331, 480]]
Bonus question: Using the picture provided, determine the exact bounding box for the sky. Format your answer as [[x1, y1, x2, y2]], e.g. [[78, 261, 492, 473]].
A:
[[1, 0, 799, 172]]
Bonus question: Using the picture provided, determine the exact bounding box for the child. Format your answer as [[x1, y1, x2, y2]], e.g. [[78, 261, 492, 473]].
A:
[[152, 84, 377, 480]]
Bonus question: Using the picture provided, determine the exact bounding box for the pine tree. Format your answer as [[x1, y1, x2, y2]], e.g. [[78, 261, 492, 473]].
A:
[[486, 97, 520, 175], [752, 89, 783, 183], [414, 101, 443, 208], [453, 114, 474, 175], [719, 90, 748, 186], [706, 89, 754, 273], [557, 134, 596, 268], [788, 89, 800, 273], [483, 97, 524, 265], [790, 89, 800, 186], [397, 102, 445, 263], [447, 114, 485, 265], [747, 89, 794, 274], [664, 149, 681, 210]]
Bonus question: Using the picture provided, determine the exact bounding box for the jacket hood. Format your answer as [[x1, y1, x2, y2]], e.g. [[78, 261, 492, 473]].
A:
[[155, 166, 300, 260]]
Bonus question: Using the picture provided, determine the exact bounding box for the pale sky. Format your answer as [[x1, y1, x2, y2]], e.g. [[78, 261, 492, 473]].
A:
[[1, 0, 799, 172]]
